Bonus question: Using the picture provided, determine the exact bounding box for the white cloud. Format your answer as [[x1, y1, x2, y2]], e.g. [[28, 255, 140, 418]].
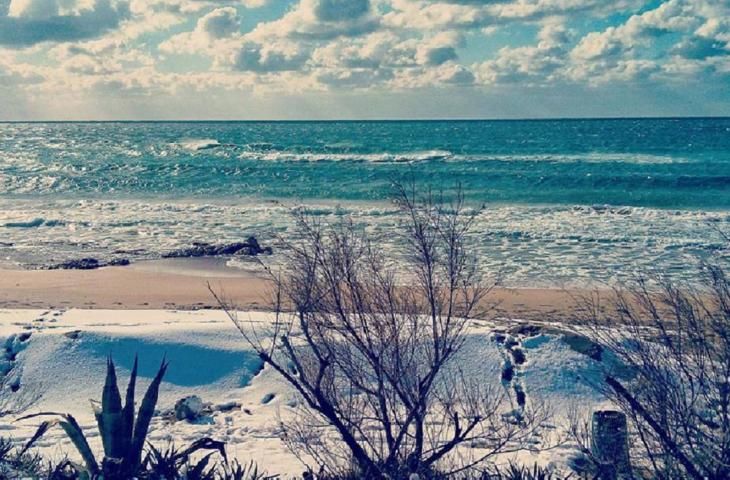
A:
[[246, 0, 379, 40], [571, 0, 699, 61], [0, 0, 130, 47], [382, 0, 646, 31], [475, 22, 570, 85], [197, 6, 240, 37], [383, 0, 487, 30], [159, 6, 242, 55], [0, 0, 728, 117], [415, 32, 462, 65], [316, 66, 393, 87], [567, 0, 728, 84], [232, 40, 310, 71]]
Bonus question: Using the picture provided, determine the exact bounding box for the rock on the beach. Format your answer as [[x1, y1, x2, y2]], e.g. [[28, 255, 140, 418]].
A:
[[50, 258, 100, 270], [162, 235, 272, 259], [175, 395, 204, 421], [108, 258, 130, 266], [215, 400, 242, 412], [47, 257, 130, 270]]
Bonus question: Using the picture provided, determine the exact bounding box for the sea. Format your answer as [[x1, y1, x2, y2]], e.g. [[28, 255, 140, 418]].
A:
[[1, 118, 729, 287]]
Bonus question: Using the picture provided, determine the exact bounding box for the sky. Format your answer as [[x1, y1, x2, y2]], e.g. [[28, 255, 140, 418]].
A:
[[0, 0, 728, 120]]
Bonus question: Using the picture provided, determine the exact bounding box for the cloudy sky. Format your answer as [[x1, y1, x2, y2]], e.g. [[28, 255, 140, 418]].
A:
[[0, 0, 728, 119]]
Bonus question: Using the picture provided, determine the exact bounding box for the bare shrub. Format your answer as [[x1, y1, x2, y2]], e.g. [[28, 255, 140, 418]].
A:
[[581, 264, 730, 480], [214, 185, 550, 479]]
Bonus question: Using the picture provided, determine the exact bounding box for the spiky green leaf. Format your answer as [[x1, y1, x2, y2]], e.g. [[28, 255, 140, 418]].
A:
[[18, 419, 54, 456], [95, 356, 126, 459], [127, 357, 168, 471], [17, 412, 99, 476], [120, 355, 138, 454], [102, 356, 123, 413]]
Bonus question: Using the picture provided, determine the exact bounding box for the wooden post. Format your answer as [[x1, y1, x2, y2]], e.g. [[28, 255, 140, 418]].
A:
[[592, 410, 632, 479]]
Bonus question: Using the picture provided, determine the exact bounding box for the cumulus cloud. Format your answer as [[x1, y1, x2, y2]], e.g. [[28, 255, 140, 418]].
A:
[[232, 41, 310, 71], [382, 0, 646, 31], [437, 63, 474, 84], [0, 0, 130, 47], [316, 66, 393, 87], [197, 6, 240, 37], [571, 0, 699, 61], [310, 30, 463, 71], [159, 6, 313, 72], [475, 23, 570, 85], [671, 17, 730, 60], [384, 0, 488, 30], [0, 0, 728, 116], [159, 6, 241, 54], [673, 35, 729, 60], [0, 53, 46, 87], [311, 32, 400, 68], [246, 0, 379, 40], [415, 32, 462, 65], [566, 0, 728, 84]]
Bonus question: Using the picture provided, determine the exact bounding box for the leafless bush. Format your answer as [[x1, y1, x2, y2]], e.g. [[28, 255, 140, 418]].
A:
[[214, 184, 550, 479], [581, 264, 730, 480]]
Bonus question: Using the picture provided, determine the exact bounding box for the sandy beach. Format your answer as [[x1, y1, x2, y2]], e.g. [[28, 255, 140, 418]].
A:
[[0, 259, 591, 321]]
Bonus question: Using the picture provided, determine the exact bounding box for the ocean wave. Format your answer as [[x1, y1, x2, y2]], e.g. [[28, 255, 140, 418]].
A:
[[177, 139, 222, 151], [447, 153, 690, 164], [4, 218, 45, 228], [224, 150, 687, 164], [237, 149, 454, 163], [0, 198, 726, 287], [2, 218, 70, 228]]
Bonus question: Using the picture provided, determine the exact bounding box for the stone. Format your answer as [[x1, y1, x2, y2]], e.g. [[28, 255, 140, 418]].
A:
[[174, 395, 204, 421], [108, 258, 130, 266], [47, 257, 130, 270], [162, 236, 271, 258], [215, 401, 241, 412], [50, 258, 100, 270]]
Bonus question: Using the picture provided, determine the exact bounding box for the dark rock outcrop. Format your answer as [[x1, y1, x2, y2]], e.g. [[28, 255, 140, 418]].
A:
[[108, 258, 131, 266], [47, 257, 131, 270], [162, 236, 272, 259], [174, 395, 204, 421], [49, 258, 100, 270]]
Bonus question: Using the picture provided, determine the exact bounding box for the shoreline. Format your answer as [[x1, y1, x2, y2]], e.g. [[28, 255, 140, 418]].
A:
[[0, 258, 592, 321]]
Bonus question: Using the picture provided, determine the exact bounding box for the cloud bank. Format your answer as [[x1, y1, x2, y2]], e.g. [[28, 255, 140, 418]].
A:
[[0, 0, 728, 118]]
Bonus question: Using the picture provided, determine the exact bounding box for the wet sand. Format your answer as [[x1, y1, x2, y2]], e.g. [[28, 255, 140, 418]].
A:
[[0, 258, 596, 321]]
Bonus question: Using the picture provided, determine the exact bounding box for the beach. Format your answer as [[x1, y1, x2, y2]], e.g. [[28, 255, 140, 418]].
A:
[[0, 259, 590, 322], [1, 0, 728, 471], [1, 118, 727, 478]]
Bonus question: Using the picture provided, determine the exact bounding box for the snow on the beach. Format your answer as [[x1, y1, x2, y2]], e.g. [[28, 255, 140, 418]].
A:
[[0, 309, 610, 477]]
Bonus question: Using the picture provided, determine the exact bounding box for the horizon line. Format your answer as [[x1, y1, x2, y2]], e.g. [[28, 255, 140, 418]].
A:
[[1, 115, 729, 123]]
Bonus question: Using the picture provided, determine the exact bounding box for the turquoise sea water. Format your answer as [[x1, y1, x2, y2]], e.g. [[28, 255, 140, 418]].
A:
[[1, 118, 729, 286]]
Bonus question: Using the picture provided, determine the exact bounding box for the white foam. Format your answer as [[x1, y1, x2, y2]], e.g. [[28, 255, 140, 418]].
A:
[[177, 139, 222, 151], [0, 198, 726, 287], [236, 149, 453, 163]]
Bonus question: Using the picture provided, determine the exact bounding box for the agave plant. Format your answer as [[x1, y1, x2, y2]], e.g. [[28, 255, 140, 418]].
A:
[[144, 437, 228, 479], [18, 355, 168, 479]]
